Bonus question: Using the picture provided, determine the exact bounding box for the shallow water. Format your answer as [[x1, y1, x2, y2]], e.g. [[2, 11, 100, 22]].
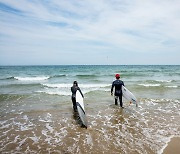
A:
[[0, 65, 180, 153]]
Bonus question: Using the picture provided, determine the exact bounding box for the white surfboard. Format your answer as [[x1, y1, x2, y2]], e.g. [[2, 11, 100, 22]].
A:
[[122, 85, 138, 106], [76, 90, 87, 128]]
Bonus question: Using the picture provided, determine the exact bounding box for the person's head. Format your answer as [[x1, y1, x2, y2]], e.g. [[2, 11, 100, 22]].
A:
[[115, 74, 120, 79], [73, 81, 78, 86]]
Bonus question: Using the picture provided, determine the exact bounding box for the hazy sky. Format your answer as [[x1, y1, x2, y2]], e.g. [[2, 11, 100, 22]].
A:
[[0, 0, 180, 65]]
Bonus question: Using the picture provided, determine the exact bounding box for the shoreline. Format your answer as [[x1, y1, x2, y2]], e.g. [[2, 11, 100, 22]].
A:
[[160, 136, 180, 154]]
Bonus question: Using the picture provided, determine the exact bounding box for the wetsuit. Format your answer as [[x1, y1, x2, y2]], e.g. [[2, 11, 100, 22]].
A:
[[111, 79, 124, 107], [71, 86, 84, 112]]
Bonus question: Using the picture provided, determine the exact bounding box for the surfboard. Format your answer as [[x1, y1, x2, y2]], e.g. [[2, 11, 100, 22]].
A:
[[122, 85, 138, 107], [76, 90, 87, 128]]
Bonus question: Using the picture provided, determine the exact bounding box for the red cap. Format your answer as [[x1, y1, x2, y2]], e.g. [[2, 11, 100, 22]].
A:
[[115, 74, 120, 79]]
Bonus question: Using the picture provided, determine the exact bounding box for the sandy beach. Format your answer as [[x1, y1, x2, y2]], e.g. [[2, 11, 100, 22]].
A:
[[163, 137, 180, 154]]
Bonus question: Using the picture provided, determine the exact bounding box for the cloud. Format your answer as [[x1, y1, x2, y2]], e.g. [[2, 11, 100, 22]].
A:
[[0, 0, 180, 65]]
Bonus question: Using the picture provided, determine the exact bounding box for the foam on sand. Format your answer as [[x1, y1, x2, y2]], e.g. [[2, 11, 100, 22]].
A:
[[159, 136, 180, 154]]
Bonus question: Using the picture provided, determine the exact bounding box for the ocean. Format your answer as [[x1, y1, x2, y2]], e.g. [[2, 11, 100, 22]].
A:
[[0, 65, 180, 153]]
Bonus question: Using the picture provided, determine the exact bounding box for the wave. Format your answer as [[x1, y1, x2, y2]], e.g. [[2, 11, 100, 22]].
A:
[[14, 76, 49, 81], [37, 88, 109, 96], [122, 73, 148, 77], [43, 83, 72, 88], [155, 80, 173, 83], [39, 83, 111, 96], [1, 75, 66, 81], [6, 76, 15, 80], [0, 76, 15, 80], [48, 74, 66, 79], [37, 90, 71, 96], [42, 83, 110, 88], [138, 84, 178, 88], [138, 84, 161, 87], [145, 80, 174, 83], [0, 83, 42, 89], [141, 98, 180, 103], [165, 86, 178, 88], [76, 74, 98, 78]]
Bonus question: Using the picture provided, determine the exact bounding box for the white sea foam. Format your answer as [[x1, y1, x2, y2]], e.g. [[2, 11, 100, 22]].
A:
[[86, 134, 93, 147], [155, 80, 172, 83], [157, 135, 175, 154], [43, 83, 72, 88], [39, 113, 52, 122], [43, 83, 110, 88], [0, 123, 11, 129], [80, 84, 110, 88], [46, 123, 54, 134], [38, 87, 110, 96], [14, 135, 20, 143], [138, 84, 161, 87], [29, 136, 39, 143], [20, 125, 30, 131], [14, 76, 49, 81], [39, 83, 110, 96], [37, 90, 71, 96], [138, 84, 178, 88], [23, 115, 28, 121], [165, 85, 178, 88], [19, 137, 27, 147]]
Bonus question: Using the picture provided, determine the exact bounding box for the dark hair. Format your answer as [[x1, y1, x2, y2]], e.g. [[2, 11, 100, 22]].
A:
[[73, 81, 78, 86]]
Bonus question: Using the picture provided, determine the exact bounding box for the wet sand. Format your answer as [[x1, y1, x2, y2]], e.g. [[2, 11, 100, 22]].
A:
[[163, 137, 180, 154]]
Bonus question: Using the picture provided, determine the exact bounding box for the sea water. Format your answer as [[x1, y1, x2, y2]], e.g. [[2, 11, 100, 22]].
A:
[[0, 65, 180, 153]]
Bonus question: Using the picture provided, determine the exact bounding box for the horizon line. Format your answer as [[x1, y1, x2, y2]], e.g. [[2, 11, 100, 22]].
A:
[[0, 64, 180, 66]]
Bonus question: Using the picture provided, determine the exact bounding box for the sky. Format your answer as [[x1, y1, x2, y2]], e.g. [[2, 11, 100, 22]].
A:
[[0, 0, 180, 65]]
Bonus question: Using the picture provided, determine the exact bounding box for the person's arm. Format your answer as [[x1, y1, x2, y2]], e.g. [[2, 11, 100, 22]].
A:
[[78, 87, 84, 98], [111, 82, 114, 95], [71, 87, 73, 93]]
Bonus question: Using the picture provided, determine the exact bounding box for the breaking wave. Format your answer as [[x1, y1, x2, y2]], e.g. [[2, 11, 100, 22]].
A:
[[14, 76, 49, 81], [38, 83, 111, 96], [138, 84, 179, 88], [138, 84, 161, 87]]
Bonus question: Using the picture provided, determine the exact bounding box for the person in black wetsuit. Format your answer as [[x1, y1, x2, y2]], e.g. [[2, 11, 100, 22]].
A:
[[71, 81, 84, 112], [111, 74, 125, 108]]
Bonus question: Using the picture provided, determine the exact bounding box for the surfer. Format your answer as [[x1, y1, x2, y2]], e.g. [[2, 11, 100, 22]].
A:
[[111, 74, 125, 108], [71, 81, 84, 112]]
